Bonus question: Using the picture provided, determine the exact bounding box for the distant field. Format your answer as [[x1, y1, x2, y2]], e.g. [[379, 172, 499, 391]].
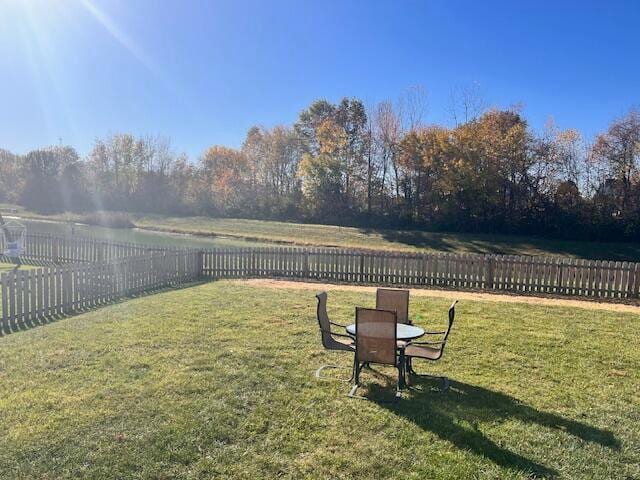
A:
[[3, 204, 640, 261], [133, 215, 640, 261]]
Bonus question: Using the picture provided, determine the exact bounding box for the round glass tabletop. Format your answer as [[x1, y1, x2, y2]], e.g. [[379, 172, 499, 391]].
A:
[[345, 323, 425, 340]]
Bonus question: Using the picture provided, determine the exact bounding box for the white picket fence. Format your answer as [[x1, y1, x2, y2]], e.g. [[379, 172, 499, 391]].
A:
[[201, 247, 640, 299], [0, 251, 200, 334], [1, 234, 638, 334]]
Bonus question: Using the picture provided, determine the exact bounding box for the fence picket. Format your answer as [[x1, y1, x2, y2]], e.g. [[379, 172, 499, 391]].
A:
[[3, 236, 640, 332]]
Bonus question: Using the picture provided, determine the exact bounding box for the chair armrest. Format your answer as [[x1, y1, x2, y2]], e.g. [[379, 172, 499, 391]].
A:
[[329, 321, 347, 328], [410, 340, 444, 346], [320, 328, 353, 340], [423, 331, 447, 335]]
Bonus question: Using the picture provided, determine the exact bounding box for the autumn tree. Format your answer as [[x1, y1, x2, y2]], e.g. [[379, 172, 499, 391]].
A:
[[86, 134, 180, 212], [0, 149, 25, 204], [21, 146, 82, 213], [242, 125, 301, 215], [397, 126, 450, 222], [445, 109, 532, 231], [448, 83, 486, 126], [4, 96, 640, 241], [297, 118, 347, 219], [590, 110, 640, 211], [373, 101, 402, 210], [197, 146, 249, 214], [294, 100, 336, 156], [334, 98, 368, 209]]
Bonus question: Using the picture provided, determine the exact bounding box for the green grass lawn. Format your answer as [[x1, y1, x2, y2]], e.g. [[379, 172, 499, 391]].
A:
[[0, 262, 15, 272], [0, 261, 33, 272], [4, 203, 640, 260], [0, 281, 638, 479], [133, 215, 640, 261]]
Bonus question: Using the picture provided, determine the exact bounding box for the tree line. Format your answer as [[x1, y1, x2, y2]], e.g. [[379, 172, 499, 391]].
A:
[[1, 94, 640, 241]]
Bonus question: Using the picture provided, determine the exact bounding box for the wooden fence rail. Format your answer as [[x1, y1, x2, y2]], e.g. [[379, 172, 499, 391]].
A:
[[0, 250, 200, 334], [2, 238, 640, 334], [0, 232, 192, 265], [201, 247, 640, 301]]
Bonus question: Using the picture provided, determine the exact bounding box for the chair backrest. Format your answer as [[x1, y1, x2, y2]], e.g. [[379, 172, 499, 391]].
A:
[[315, 292, 333, 349], [440, 300, 458, 354], [376, 288, 410, 324], [355, 307, 397, 366]]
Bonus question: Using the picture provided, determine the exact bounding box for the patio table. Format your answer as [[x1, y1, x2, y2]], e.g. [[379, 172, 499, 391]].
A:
[[345, 323, 425, 341]]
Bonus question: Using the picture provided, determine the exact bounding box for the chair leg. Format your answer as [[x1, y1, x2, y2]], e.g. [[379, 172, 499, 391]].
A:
[[348, 361, 362, 397], [441, 376, 450, 392], [408, 358, 418, 376], [348, 361, 400, 402], [316, 353, 357, 382], [404, 357, 413, 387], [348, 383, 360, 397], [315, 364, 354, 381], [395, 365, 404, 400], [397, 351, 407, 391]]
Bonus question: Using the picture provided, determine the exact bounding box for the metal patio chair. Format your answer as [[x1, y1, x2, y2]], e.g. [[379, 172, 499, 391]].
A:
[[314, 292, 356, 381], [376, 287, 411, 349], [376, 288, 411, 324], [405, 300, 458, 391], [349, 307, 404, 401]]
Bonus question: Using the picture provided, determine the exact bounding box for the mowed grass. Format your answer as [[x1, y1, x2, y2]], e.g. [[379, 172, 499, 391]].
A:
[[4, 203, 640, 260], [0, 262, 15, 272], [0, 261, 33, 272], [132, 215, 640, 261], [0, 281, 638, 479]]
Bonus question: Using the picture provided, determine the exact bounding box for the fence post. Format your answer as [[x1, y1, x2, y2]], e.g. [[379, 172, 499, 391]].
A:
[[632, 262, 640, 299], [485, 255, 494, 289], [251, 249, 256, 277], [303, 250, 309, 279], [1, 272, 8, 334], [63, 267, 72, 314], [196, 250, 204, 279]]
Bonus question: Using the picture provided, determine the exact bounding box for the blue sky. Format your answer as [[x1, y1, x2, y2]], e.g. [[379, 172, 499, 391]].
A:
[[0, 0, 638, 160]]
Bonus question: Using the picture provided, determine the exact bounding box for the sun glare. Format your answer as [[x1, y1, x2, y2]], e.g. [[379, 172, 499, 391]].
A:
[[77, 0, 157, 73], [2, 0, 157, 73]]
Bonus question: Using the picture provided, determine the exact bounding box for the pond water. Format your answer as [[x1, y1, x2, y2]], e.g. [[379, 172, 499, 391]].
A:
[[17, 218, 269, 249]]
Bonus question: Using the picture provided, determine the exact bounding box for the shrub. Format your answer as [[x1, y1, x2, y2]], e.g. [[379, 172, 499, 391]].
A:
[[77, 212, 135, 228]]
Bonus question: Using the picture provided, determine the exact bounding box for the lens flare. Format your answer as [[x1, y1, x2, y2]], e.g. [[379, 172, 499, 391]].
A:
[[78, 0, 158, 74]]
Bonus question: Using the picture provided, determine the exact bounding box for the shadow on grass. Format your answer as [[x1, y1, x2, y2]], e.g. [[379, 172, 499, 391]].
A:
[[358, 227, 460, 252], [362, 375, 619, 478], [358, 227, 640, 261]]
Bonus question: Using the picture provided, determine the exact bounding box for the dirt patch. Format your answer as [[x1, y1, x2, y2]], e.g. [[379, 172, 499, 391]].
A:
[[232, 278, 640, 314]]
